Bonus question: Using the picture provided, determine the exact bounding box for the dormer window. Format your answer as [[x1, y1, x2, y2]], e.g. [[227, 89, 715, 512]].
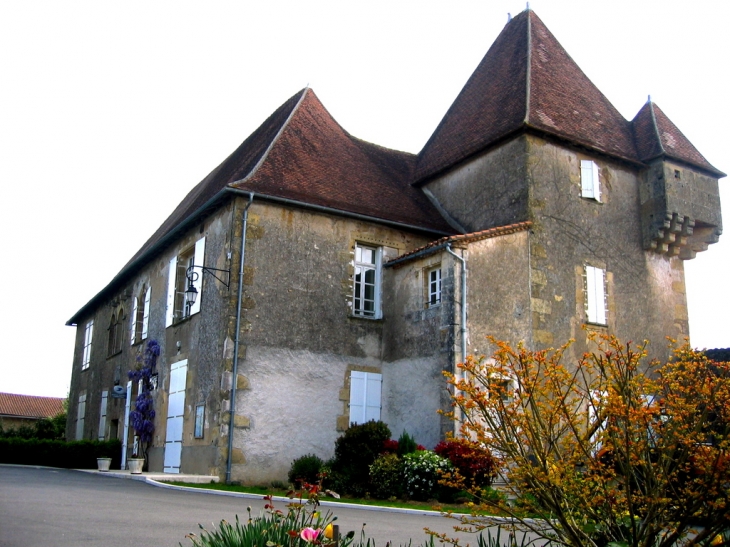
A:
[[580, 160, 601, 201]]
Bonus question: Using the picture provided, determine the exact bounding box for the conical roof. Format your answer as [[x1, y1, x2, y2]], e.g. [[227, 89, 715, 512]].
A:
[[415, 9, 716, 183], [632, 100, 725, 177]]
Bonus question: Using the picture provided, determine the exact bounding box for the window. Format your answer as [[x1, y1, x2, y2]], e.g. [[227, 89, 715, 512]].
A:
[[130, 286, 151, 345], [349, 371, 382, 425], [76, 393, 86, 440], [98, 390, 108, 441], [585, 265, 607, 325], [580, 160, 600, 201], [82, 320, 93, 370], [166, 237, 205, 327], [107, 309, 124, 356], [194, 404, 205, 438], [352, 243, 382, 318], [427, 267, 442, 307]]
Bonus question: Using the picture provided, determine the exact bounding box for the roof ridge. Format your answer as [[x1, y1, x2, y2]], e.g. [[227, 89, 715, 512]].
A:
[[523, 11, 532, 125], [646, 98, 666, 157], [231, 87, 310, 187]]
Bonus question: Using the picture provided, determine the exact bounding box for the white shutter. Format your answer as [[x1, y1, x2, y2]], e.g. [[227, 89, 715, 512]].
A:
[[98, 390, 108, 441], [166, 256, 177, 327], [349, 371, 382, 425], [189, 237, 206, 316], [76, 394, 86, 440], [141, 286, 151, 339], [581, 160, 598, 199], [130, 297, 138, 345], [586, 266, 606, 325]]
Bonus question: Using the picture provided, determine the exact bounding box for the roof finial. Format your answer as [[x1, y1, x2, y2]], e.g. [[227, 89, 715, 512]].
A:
[[507, 12, 512, 22], [648, 94, 652, 103], [526, 2, 530, 10]]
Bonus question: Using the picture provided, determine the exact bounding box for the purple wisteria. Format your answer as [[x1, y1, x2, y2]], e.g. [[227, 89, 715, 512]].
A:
[[128, 339, 160, 458]]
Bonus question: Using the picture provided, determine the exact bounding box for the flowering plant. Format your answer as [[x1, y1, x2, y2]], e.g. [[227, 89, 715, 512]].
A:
[[128, 339, 159, 463]]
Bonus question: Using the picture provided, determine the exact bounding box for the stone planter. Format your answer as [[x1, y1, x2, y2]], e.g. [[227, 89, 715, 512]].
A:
[[96, 457, 112, 472], [128, 458, 144, 474]]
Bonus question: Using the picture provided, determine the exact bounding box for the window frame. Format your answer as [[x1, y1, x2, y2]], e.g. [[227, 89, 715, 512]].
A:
[[131, 286, 151, 345], [166, 237, 205, 327], [107, 308, 124, 357], [427, 266, 442, 308], [580, 159, 601, 201], [585, 265, 607, 325], [82, 320, 94, 370], [352, 243, 382, 319]]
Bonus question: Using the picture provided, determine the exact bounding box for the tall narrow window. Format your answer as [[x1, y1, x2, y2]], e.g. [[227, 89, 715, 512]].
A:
[[76, 393, 86, 440], [427, 267, 441, 307], [585, 265, 607, 325], [82, 320, 94, 370], [132, 286, 151, 344], [580, 160, 600, 201], [352, 243, 382, 318], [349, 371, 382, 425], [107, 309, 124, 356], [166, 237, 205, 327]]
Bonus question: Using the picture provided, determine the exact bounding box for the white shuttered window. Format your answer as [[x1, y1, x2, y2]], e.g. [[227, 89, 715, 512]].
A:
[[580, 160, 601, 201], [349, 371, 382, 425], [166, 237, 206, 327], [585, 265, 607, 325]]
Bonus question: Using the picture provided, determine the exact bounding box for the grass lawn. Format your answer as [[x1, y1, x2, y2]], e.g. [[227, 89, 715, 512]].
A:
[[165, 482, 479, 514]]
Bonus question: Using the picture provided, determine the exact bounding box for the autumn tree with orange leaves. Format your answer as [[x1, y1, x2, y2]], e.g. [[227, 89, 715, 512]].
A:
[[439, 334, 730, 547]]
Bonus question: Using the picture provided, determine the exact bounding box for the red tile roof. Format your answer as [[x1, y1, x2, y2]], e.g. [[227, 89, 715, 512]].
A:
[[632, 101, 725, 176], [415, 10, 723, 183], [0, 393, 64, 419]]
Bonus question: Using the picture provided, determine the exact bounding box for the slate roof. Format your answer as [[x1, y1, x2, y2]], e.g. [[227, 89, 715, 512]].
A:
[[0, 393, 64, 419], [415, 9, 724, 183]]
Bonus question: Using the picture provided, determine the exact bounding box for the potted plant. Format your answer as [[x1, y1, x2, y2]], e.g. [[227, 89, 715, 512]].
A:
[[128, 339, 160, 472], [96, 457, 112, 472]]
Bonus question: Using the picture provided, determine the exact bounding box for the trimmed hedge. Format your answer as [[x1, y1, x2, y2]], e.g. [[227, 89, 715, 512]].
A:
[[0, 438, 122, 470]]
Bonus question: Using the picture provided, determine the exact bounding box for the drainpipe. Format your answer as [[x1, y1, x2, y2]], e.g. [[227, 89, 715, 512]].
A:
[[226, 192, 254, 484], [445, 244, 467, 436]]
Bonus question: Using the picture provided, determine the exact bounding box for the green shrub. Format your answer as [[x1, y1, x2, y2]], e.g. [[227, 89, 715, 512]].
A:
[[329, 420, 391, 496], [0, 412, 67, 440], [396, 431, 418, 457], [368, 453, 403, 499], [402, 450, 453, 501], [288, 453, 324, 487], [0, 438, 121, 469]]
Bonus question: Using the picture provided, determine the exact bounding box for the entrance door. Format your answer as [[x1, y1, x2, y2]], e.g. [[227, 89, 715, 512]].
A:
[[164, 359, 187, 473]]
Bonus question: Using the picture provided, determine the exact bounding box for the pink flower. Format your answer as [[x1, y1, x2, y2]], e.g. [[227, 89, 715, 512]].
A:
[[300, 527, 321, 543]]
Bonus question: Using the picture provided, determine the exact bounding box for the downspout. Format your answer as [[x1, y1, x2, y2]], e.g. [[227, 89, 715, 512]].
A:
[[226, 192, 254, 484], [445, 244, 467, 436]]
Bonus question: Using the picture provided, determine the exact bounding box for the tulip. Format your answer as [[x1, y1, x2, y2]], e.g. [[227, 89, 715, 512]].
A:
[[324, 524, 334, 539], [300, 527, 321, 543]]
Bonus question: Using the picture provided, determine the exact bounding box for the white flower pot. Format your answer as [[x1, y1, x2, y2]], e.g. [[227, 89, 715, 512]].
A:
[[97, 457, 112, 472], [128, 458, 144, 474]]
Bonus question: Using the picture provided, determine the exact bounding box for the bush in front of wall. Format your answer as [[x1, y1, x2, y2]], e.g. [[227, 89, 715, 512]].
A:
[[396, 431, 419, 456], [329, 420, 391, 496], [0, 438, 122, 469], [402, 450, 454, 501], [368, 453, 403, 499], [287, 453, 324, 487], [434, 438, 497, 488]]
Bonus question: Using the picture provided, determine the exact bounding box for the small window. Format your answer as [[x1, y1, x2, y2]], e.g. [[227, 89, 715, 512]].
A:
[[580, 160, 601, 201], [166, 237, 206, 327], [352, 243, 382, 318], [674, 169, 681, 179], [585, 265, 607, 325], [427, 267, 442, 308], [349, 371, 382, 425], [194, 404, 205, 438], [130, 286, 151, 345], [82, 320, 94, 370]]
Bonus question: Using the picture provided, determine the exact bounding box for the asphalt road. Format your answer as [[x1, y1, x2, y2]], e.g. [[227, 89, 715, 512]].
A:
[[0, 465, 485, 547]]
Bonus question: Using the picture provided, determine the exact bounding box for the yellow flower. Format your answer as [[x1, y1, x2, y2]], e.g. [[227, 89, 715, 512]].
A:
[[324, 524, 334, 539], [711, 535, 724, 546]]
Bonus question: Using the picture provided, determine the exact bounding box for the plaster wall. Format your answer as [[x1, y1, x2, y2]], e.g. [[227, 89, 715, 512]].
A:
[[422, 137, 529, 232]]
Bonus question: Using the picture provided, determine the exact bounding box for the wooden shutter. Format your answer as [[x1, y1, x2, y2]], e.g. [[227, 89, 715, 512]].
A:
[[189, 237, 206, 316], [141, 286, 151, 339], [98, 390, 108, 441], [585, 266, 606, 324], [76, 394, 86, 440], [349, 371, 382, 425], [165, 256, 177, 327], [581, 160, 600, 200], [130, 297, 138, 345]]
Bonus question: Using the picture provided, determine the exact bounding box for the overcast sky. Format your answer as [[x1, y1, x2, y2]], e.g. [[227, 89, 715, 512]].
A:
[[1, 1, 727, 398]]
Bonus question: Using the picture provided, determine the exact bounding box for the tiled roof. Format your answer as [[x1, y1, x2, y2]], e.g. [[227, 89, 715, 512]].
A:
[[415, 10, 722, 183], [0, 393, 64, 419], [230, 89, 454, 232], [632, 101, 725, 177], [387, 221, 532, 268]]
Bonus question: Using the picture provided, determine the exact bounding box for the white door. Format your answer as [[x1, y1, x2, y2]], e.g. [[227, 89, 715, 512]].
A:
[[164, 359, 188, 473]]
